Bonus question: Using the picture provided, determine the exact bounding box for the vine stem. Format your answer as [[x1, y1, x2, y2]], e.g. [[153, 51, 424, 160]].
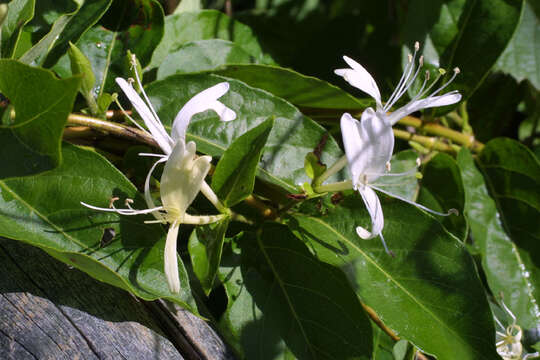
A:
[[393, 128, 456, 153], [396, 115, 483, 152], [67, 113, 159, 148]]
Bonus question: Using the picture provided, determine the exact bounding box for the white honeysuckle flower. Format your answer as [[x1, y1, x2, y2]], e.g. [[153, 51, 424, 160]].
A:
[[82, 61, 236, 293], [335, 42, 461, 255], [495, 301, 540, 360], [335, 41, 462, 127], [340, 112, 456, 256]]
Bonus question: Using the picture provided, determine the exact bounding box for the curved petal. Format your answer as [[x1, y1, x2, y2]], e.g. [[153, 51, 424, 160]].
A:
[[171, 82, 236, 143], [164, 221, 181, 293], [335, 56, 382, 107], [144, 157, 168, 221], [386, 91, 462, 125], [340, 110, 393, 187], [160, 141, 212, 219], [116, 78, 173, 154], [356, 186, 384, 240]]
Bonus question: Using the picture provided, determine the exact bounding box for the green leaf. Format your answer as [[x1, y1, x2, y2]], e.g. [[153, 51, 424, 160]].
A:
[[467, 73, 521, 142], [288, 195, 498, 360], [149, 10, 271, 69], [188, 218, 229, 295], [214, 64, 368, 109], [20, 0, 113, 67], [52, 0, 164, 96], [156, 39, 256, 80], [68, 41, 98, 114], [1, 0, 35, 58], [457, 148, 540, 330], [372, 327, 395, 360], [417, 153, 467, 240], [402, 0, 524, 97], [211, 118, 274, 207], [219, 223, 373, 359], [0, 144, 196, 311], [146, 74, 345, 193], [0, 60, 80, 179], [496, 0, 540, 90], [377, 150, 420, 201], [304, 152, 326, 180]]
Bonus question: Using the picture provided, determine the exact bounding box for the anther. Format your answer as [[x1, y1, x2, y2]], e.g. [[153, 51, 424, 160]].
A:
[[425, 70, 430, 81], [125, 198, 134, 208], [386, 162, 391, 171], [438, 68, 446, 75], [419, 55, 424, 67], [109, 197, 120, 208], [414, 41, 420, 51], [448, 208, 459, 216], [416, 158, 421, 167], [408, 53, 413, 63], [127, 77, 135, 85], [362, 174, 368, 184], [453, 67, 460, 74]]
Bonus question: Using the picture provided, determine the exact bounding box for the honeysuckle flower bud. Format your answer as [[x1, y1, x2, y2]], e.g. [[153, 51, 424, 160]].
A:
[[495, 300, 540, 360], [83, 55, 236, 293], [335, 41, 462, 126]]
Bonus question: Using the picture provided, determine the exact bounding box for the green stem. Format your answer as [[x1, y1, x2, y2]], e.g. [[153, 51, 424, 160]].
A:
[[313, 155, 348, 188], [313, 180, 352, 193], [393, 129, 455, 153]]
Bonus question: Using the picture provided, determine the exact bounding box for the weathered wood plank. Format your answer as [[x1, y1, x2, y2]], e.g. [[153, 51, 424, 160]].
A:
[[0, 237, 184, 359]]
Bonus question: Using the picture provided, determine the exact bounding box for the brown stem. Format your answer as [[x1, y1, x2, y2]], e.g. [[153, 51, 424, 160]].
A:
[[362, 303, 400, 341], [67, 113, 159, 149]]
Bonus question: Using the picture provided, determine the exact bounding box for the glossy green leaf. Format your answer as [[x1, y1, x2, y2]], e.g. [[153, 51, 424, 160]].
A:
[[219, 223, 373, 359], [377, 150, 419, 201], [1, 0, 35, 58], [0, 143, 196, 311], [0, 60, 80, 179], [402, 0, 523, 97], [149, 10, 271, 69], [496, 0, 540, 90], [457, 148, 540, 330], [214, 64, 368, 109], [157, 39, 256, 80], [68, 41, 98, 114], [188, 218, 229, 295], [212, 118, 274, 207], [146, 74, 345, 193], [20, 0, 112, 67], [479, 138, 540, 246], [53, 0, 164, 96], [372, 327, 395, 360], [288, 195, 498, 360], [417, 153, 467, 240]]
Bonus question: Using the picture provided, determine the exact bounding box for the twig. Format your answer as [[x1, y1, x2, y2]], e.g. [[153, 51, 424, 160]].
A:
[[67, 113, 159, 148], [393, 129, 455, 153], [244, 195, 277, 219], [397, 115, 483, 152], [361, 303, 400, 342]]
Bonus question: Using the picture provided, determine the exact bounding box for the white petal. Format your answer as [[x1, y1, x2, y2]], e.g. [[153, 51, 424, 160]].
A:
[[386, 91, 462, 125], [171, 82, 235, 143], [335, 56, 382, 107], [144, 157, 168, 221], [116, 78, 173, 154], [164, 221, 181, 293], [340, 112, 363, 187], [160, 141, 211, 218], [340, 110, 394, 187], [357, 186, 384, 239]]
